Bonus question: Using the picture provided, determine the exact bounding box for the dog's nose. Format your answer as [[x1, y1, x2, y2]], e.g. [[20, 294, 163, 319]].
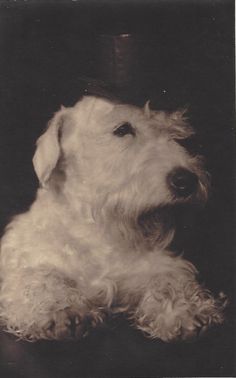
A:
[[168, 167, 198, 197]]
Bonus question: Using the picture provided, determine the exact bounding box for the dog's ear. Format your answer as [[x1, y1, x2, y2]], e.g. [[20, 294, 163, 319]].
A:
[[33, 109, 66, 187]]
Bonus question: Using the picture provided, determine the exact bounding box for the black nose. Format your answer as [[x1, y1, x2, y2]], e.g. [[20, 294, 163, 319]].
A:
[[168, 167, 198, 197]]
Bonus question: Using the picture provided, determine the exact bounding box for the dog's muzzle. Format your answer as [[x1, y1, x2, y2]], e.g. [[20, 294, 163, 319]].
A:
[[167, 167, 199, 198]]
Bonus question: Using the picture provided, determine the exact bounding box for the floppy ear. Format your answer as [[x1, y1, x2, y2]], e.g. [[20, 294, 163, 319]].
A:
[[33, 110, 65, 187]]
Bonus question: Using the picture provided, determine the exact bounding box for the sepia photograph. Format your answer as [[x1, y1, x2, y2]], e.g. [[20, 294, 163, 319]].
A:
[[0, 0, 235, 377]]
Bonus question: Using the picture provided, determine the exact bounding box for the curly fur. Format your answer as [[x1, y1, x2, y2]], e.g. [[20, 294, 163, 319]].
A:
[[0, 96, 226, 341]]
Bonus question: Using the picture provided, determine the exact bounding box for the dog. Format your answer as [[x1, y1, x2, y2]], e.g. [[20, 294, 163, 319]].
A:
[[0, 95, 227, 341]]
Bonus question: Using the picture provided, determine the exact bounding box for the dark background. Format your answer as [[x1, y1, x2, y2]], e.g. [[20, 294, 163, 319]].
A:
[[0, 0, 235, 377]]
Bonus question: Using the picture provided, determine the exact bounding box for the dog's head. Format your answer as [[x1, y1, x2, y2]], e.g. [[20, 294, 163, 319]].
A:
[[33, 96, 209, 247]]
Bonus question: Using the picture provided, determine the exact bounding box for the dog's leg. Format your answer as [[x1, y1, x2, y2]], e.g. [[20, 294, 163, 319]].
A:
[[0, 266, 105, 340], [131, 257, 227, 342]]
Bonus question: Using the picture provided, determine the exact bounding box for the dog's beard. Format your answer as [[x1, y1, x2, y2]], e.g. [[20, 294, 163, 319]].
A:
[[99, 202, 176, 250], [137, 200, 206, 251], [138, 170, 209, 249], [137, 205, 175, 248], [96, 179, 208, 251]]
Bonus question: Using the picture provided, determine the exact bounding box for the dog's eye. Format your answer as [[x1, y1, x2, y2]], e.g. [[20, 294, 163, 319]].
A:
[[113, 122, 135, 137]]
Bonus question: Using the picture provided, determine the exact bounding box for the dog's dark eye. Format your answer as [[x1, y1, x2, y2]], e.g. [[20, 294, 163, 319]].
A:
[[113, 122, 135, 137]]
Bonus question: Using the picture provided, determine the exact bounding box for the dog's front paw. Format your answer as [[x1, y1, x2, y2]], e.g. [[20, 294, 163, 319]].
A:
[[180, 291, 228, 341], [133, 282, 228, 342], [43, 307, 86, 339], [42, 307, 105, 340]]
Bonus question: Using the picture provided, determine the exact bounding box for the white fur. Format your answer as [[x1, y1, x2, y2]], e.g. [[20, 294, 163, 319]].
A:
[[0, 96, 226, 341]]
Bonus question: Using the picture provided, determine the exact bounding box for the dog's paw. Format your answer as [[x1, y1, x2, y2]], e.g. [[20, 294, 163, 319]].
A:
[[42, 307, 106, 340], [133, 286, 228, 342], [177, 290, 228, 341], [43, 307, 86, 339]]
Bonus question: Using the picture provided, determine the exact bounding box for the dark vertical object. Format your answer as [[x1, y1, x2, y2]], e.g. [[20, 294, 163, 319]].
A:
[[84, 33, 143, 104], [97, 33, 137, 88]]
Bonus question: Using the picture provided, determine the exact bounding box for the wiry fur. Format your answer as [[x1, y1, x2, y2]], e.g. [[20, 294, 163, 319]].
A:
[[0, 96, 226, 341]]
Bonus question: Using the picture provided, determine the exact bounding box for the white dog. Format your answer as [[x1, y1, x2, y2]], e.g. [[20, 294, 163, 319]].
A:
[[0, 96, 226, 341]]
